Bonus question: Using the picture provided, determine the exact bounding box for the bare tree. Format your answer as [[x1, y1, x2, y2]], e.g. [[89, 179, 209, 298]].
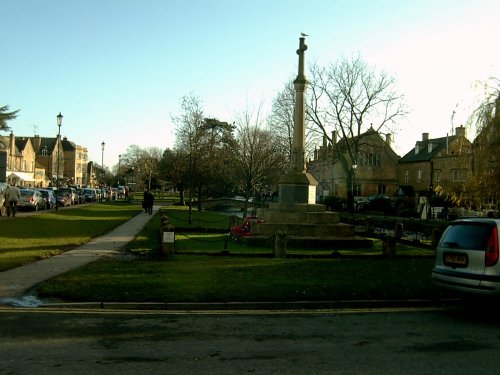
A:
[[234, 104, 288, 215], [172, 94, 237, 220], [268, 79, 295, 164], [140, 147, 163, 190], [172, 94, 205, 223], [118, 145, 163, 191], [307, 55, 406, 208], [159, 148, 189, 205]]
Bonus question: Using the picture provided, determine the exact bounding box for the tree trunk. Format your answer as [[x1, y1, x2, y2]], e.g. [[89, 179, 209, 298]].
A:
[[188, 188, 193, 224], [197, 186, 202, 211], [346, 171, 354, 211], [179, 189, 185, 206]]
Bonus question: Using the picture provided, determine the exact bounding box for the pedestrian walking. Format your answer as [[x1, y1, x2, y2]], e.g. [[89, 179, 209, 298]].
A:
[[4, 183, 21, 217], [144, 189, 154, 215]]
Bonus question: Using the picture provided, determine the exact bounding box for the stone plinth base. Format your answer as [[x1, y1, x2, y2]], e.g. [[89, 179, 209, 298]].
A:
[[278, 172, 317, 204], [258, 203, 340, 225], [254, 222, 354, 238], [252, 202, 355, 239], [238, 235, 372, 250]]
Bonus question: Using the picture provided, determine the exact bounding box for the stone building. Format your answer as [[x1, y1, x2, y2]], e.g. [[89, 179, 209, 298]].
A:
[[307, 127, 400, 200], [0, 133, 39, 186], [0, 132, 89, 187], [398, 126, 472, 196]]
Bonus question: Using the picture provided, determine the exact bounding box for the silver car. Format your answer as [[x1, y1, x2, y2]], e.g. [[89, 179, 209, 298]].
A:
[[18, 188, 46, 211], [432, 218, 500, 296]]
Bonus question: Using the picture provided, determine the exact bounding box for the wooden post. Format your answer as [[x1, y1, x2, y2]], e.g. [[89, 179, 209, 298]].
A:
[[273, 232, 287, 259], [382, 236, 396, 258], [394, 222, 404, 239], [365, 217, 374, 234]]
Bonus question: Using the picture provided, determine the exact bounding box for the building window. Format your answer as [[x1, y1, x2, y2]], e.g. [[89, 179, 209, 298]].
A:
[[452, 169, 467, 182], [404, 170, 409, 183], [434, 169, 441, 182], [353, 184, 361, 197], [417, 169, 423, 182], [378, 184, 386, 195]]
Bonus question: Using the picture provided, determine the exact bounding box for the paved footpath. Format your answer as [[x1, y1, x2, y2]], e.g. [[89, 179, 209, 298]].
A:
[[0, 206, 158, 301]]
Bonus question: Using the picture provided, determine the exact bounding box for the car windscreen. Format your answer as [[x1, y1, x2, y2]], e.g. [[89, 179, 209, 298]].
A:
[[439, 222, 495, 250]]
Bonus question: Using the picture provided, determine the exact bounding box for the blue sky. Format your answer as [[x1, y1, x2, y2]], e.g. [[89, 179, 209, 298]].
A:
[[2, 0, 498, 168]]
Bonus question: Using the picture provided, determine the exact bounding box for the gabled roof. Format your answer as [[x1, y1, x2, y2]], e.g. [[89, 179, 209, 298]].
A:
[[34, 137, 58, 154], [399, 135, 457, 163], [336, 126, 400, 160], [62, 138, 76, 152]]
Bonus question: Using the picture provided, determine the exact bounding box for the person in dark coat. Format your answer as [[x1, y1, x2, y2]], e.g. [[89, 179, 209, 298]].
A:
[[144, 189, 154, 215]]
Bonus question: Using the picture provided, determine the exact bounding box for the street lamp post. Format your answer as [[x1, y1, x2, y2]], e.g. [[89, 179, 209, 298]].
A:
[[118, 154, 121, 186], [101, 141, 105, 201], [55, 112, 63, 211], [101, 141, 105, 183], [352, 163, 357, 211]]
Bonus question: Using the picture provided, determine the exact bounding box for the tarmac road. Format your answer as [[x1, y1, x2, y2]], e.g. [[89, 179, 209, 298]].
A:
[[0, 305, 499, 375]]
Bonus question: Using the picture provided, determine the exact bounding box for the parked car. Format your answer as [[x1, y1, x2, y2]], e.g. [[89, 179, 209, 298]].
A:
[[18, 189, 46, 211], [360, 195, 394, 215], [37, 189, 56, 209], [432, 218, 500, 296], [0, 182, 7, 215], [55, 189, 72, 207], [82, 188, 97, 202], [74, 188, 85, 204], [58, 187, 76, 205]]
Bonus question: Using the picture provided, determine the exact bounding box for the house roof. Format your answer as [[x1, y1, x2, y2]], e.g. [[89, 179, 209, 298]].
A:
[[399, 135, 457, 163], [35, 137, 58, 154], [62, 138, 76, 152], [336, 126, 400, 159]]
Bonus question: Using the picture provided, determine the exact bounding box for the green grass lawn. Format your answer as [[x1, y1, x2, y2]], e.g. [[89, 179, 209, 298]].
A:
[[35, 206, 440, 303], [36, 256, 438, 302], [0, 202, 141, 271]]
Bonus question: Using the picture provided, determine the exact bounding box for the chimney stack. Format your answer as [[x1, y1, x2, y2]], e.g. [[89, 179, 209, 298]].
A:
[[455, 126, 465, 137], [422, 133, 429, 141], [385, 133, 392, 147]]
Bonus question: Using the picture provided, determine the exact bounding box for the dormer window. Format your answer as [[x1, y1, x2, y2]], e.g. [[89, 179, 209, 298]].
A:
[[428, 143, 433, 153], [415, 145, 420, 155]]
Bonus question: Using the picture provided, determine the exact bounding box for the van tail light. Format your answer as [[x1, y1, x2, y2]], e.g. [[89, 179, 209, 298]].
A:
[[485, 226, 499, 267]]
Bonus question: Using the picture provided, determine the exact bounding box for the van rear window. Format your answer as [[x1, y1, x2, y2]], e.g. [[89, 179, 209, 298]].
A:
[[439, 223, 494, 250]]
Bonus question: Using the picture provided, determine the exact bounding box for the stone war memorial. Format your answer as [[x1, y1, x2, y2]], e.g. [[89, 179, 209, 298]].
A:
[[249, 35, 367, 253]]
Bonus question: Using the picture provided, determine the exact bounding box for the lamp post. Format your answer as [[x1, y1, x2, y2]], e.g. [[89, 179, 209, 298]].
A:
[[101, 141, 105, 201], [118, 154, 121, 186], [352, 163, 357, 211], [55, 112, 63, 211], [101, 141, 105, 183]]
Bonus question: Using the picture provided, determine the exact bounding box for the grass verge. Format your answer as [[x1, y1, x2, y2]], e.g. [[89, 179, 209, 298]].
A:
[[37, 256, 438, 303], [36, 206, 440, 303], [0, 202, 141, 272]]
